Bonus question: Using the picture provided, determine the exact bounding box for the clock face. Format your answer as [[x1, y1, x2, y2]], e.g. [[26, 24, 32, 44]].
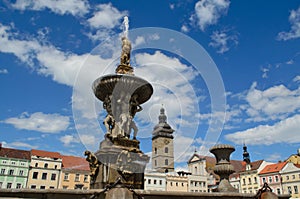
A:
[[164, 139, 170, 145]]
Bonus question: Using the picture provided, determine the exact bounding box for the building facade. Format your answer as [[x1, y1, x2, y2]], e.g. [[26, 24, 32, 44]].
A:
[[144, 171, 166, 191], [258, 161, 287, 195], [0, 146, 30, 189], [187, 153, 208, 192], [60, 155, 90, 190], [166, 174, 188, 192], [152, 107, 174, 173], [280, 162, 300, 198], [27, 149, 62, 189]]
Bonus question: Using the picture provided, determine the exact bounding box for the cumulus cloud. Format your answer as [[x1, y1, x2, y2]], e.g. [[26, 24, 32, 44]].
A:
[[191, 0, 230, 31], [11, 0, 90, 16], [277, 6, 300, 41], [59, 134, 80, 146], [4, 112, 69, 133], [225, 114, 300, 145], [245, 82, 300, 121], [209, 29, 238, 53]]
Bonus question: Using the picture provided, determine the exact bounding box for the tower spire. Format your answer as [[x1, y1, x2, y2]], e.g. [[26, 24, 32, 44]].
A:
[[243, 143, 251, 164]]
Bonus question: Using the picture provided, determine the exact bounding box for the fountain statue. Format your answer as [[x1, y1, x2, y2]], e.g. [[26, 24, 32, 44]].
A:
[[85, 16, 153, 190]]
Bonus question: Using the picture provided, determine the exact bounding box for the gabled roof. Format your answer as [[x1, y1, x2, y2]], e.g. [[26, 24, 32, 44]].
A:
[[62, 155, 89, 171], [0, 147, 30, 160], [240, 160, 264, 172], [259, 161, 287, 175], [31, 149, 61, 159]]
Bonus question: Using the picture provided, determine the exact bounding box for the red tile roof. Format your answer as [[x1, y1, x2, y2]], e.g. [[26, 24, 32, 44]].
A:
[[259, 161, 287, 175], [62, 155, 89, 171], [240, 160, 264, 172], [31, 149, 61, 159], [0, 147, 30, 160]]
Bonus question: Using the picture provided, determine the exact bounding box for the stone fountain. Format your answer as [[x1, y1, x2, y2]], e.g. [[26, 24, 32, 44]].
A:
[[210, 144, 238, 192], [85, 17, 153, 190]]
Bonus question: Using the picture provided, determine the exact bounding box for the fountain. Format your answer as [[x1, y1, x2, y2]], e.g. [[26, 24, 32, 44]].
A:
[[85, 16, 153, 191]]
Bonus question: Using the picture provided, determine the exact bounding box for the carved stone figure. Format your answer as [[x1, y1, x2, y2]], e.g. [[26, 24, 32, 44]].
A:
[[130, 94, 143, 117], [120, 37, 131, 66], [84, 150, 100, 182], [103, 114, 115, 134]]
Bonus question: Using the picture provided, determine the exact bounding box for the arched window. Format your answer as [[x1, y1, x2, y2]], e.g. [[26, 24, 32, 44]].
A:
[[35, 163, 38, 167], [165, 159, 168, 165], [165, 147, 168, 153], [44, 163, 48, 168]]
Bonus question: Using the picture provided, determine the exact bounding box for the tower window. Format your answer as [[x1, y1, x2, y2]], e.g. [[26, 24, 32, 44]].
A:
[[165, 147, 168, 153], [155, 148, 157, 154], [165, 159, 168, 165], [155, 160, 157, 166]]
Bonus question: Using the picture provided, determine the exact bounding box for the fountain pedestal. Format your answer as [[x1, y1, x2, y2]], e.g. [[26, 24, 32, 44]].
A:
[[210, 144, 238, 192]]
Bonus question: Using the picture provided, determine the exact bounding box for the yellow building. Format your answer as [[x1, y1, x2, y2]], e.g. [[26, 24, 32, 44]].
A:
[[286, 149, 300, 164], [60, 155, 90, 190], [280, 162, 300, 198], [27, 149, 62, 189], [166, 174, 188, 192]]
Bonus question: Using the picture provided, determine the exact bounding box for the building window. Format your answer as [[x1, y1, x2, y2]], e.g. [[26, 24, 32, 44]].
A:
[[32, 172, 38, 179], [7, 183, 12, 189], [254, 177, 257, 184], [165, 159, 168, 165], [195, 166, 198, 174], [84, 175, 88, 182], [16, 183, 22, 189], [277, 188, 281, 195], [165, 147, 168, 153], [35, 163, 38, 167], [155, 160, 157, 166], [54, 165, 57, 169], [0, 169, 5, 175], [51, 173, 56, 180], [75, 173, 80, 182], [50, 186, 54, 189], [292, 175, 295, 179], [176, 182, 178, 186], [63, 186, 68, 189], [159, 180, 162, 185], [154, 179, 157, 184], [40, 186, 45, 189], [31, 185, 36, 189], [42, 173, 47, 180], [268, 176, 272, 183], [2, 160, 7, 164], [294, 186, 298, 194], [170, 182, 173, 186], [44, 163, 48, 168], [0, 182, 2, 188], [64, 173, 69, 181], [148, 179, 151, 184], [11, 161, 16, 165], [275, 176, 279, 182], [182, 183, 184, 187], [155, 148, 157, 154], [286, 176, 289, 180], [19, 170, 24, 176], [243, 179, 246, 185], [20, 162, 25, 166], [9, 169, 14, 175], [288, 186, 292, 194], [262, 177, 266, 183], [248, 178, 252, 184]]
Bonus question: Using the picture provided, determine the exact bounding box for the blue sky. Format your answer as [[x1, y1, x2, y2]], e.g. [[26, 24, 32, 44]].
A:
[[1, 0, 300, 169]]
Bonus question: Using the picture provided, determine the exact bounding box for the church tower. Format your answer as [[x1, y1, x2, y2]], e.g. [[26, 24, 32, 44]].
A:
[[243, 144, 251, 164], [152, 106, 174, 173]]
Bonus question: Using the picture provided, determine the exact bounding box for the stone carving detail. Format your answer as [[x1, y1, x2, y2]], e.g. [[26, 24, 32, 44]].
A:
[[84, 150, 100, 183]]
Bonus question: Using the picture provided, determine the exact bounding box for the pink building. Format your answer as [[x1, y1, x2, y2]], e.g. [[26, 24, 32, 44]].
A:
[[258, 161, 287, 195]]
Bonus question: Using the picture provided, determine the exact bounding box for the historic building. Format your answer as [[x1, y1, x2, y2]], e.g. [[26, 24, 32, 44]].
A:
[[27, 149, 62, 189], [144, 171, 166, 191], [60, 155, 90, 190], [258, 161, 287, 195], [0, 146, 30, 189], [187, 153, 208, 192], [152, 107, 174, 173], [285, 148, 300, 164], [280, 162, 300, 198], [166, 174, 188, 192]]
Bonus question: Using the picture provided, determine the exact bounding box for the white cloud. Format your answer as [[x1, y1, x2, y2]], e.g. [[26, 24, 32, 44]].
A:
[[59, 134, 80, 146], [87, 3, 127, 29], [209, 29, 238, 53], [0, 69, 8, 74], [2, 141, 38, 149], [181, 25, 189, 33], [4, 112, 69, 133], [191, 0, 230, 31], [245, 82, 300, 121], [277, 6, 300, 41], [11, 0, 90, 16], [225, 114, 300, 145], [293, 75, 300, 82]]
